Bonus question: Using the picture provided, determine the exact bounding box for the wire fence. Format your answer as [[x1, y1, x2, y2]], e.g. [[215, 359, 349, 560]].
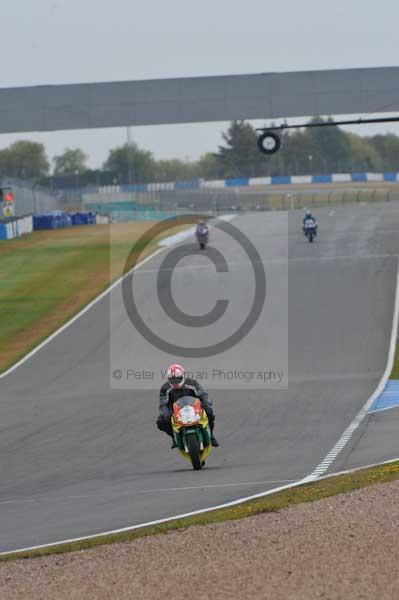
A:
[[2, 178, 79, 217], [83, 186, 399, 215], [235, 187, 399, 211]]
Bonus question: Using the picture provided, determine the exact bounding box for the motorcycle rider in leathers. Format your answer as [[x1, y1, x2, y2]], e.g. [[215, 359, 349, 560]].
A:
[[157, 363, 219, 449], [302, 210, 317, 233]]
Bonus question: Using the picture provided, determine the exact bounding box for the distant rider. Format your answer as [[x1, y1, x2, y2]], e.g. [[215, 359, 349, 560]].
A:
[[157, 364, 219, 449], [196, 220, 209, 239], [303, 210, 317, 233]]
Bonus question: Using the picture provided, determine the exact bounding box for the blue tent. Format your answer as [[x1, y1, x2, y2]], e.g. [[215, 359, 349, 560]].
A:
[[33, 211, 72, 230], [71, 212, 96, 226]]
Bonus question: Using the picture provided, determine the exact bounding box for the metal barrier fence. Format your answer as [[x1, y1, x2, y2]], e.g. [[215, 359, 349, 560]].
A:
[[83, 186, 399, 215], [235, 187, 399, 211], [0, 214, 33, 240], [75, 171, 399, 198], [2, 178, 80, 217]]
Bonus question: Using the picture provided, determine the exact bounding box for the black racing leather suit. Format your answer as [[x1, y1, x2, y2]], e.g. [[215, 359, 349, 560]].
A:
[[156, 378, 215, 439]]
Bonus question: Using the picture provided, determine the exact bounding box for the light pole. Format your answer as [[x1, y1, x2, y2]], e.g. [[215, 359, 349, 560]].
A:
[[32, 181, 40, 214], [126, 126, 135, 183], [74, 169, 82, 207], [126, 126, 136, 205]]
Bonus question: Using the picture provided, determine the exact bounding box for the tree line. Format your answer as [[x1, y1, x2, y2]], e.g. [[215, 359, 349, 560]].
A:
[[1, 119, 399, 188]]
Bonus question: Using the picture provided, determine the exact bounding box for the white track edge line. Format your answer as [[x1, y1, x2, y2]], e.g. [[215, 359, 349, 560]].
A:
[[1, 225, 397, 556], [319, 456, 399, 480], [307, 257, 399, 479], [3, 455, 399, 557], [0, 476, 311, 556], [0, 247, 167, 380], [0, 480, 299, 507], [0, 216, 236, 381]]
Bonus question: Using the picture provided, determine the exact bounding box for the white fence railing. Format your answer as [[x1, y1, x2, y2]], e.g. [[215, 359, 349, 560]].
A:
[[0, 215, 33, 240]]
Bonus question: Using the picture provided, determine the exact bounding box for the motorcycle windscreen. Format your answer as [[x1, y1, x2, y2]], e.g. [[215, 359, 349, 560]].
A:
[[173, 396, 203, 422], [174, 396, 196, 409]]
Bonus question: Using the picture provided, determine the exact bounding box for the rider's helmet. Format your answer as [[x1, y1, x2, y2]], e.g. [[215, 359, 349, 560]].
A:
[[167, 363, 185, 389], [305, 210, 312, 219]]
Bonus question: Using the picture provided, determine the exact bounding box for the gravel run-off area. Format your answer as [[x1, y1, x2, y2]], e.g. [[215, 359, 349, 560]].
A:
[[1, 479, 399, 600]]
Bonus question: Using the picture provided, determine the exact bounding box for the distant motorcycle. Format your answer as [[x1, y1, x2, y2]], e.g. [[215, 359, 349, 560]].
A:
[[303, 220, 318, 243], [196, 224, 209, 249], [171, 396, 212, 470]]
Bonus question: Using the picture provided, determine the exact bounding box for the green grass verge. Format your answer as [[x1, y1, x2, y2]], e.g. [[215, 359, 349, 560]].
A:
[[0, 222, 186, 373], [392, 348, 399, 379], [2, 460, 399, 562]]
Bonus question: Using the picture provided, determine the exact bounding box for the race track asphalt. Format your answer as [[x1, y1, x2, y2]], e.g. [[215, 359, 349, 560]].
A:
[[0, 202, 398, 552]]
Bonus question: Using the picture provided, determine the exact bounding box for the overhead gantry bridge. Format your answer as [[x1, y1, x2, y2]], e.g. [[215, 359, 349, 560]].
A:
[[0, 66, 398, 135]]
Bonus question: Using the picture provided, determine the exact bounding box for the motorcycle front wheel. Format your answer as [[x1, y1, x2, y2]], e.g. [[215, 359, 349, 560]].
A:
[[187, 434, 202, 470]]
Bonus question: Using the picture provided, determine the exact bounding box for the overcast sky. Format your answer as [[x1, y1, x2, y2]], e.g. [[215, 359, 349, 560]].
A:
[[2, 0, 399, 168]]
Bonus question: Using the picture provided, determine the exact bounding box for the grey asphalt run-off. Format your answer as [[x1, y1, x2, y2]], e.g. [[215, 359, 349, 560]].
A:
[[0, 203, 398, 553]]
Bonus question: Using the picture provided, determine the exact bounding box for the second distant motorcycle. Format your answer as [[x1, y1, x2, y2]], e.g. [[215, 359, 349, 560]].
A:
[[196, 221, 209, 249], [303, 211, 318, 243]]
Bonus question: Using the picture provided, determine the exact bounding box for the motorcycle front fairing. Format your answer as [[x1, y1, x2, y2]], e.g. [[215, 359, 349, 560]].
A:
[[171, 396, 212, 460], [303, 221, 317, 237]]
